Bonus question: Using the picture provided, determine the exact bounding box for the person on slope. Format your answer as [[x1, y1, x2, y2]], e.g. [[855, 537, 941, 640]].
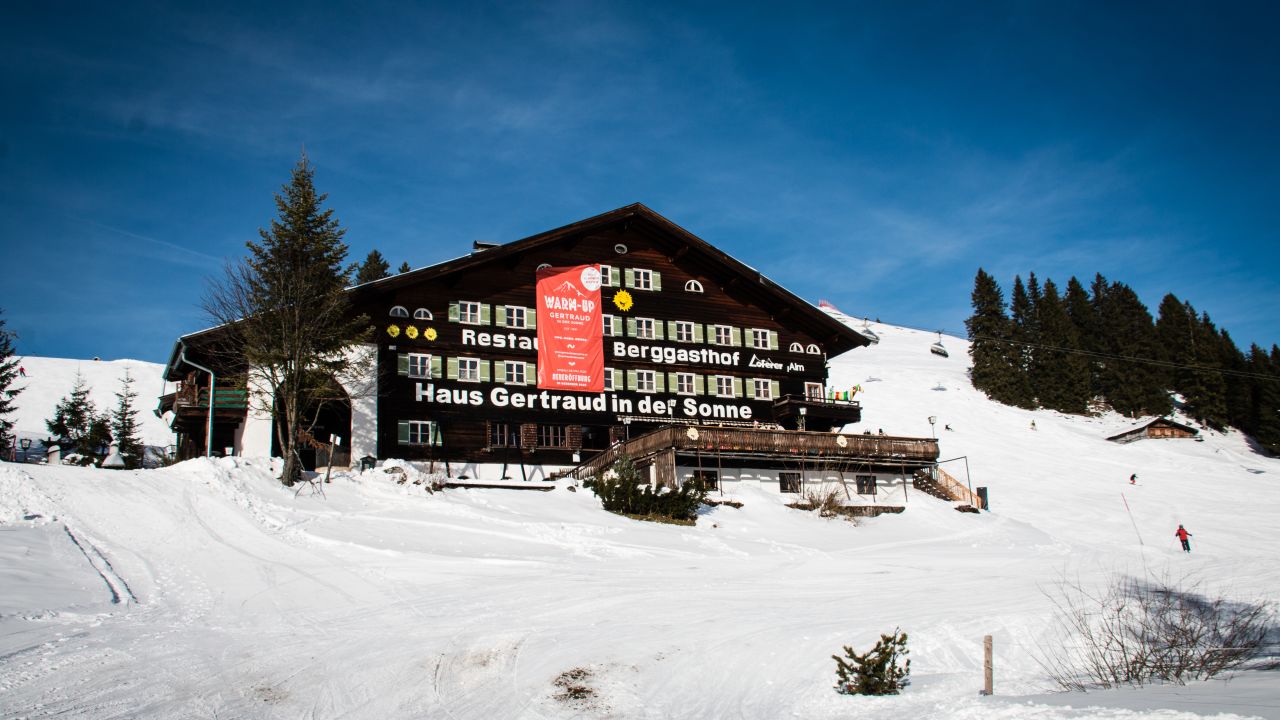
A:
[[1130, 473, 1137, 485], [1175, 524, 1193, 553]]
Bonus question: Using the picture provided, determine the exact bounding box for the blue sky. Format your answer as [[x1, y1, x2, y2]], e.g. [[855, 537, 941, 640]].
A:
[[2, 1, 1277, 363]]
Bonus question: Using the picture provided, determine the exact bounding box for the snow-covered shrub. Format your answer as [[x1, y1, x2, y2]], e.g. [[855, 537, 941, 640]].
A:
[[1036, 573, 1274, 690], [584, 455, 705, 522], [833, 629, 911, 695]]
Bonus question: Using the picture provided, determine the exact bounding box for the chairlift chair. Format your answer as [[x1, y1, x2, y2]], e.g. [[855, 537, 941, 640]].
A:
[[858, 322, 880, 344], [930, 332, 949, 357]]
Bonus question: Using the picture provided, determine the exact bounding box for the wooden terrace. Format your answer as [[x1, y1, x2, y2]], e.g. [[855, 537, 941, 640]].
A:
[[568, 425, 939, 487]]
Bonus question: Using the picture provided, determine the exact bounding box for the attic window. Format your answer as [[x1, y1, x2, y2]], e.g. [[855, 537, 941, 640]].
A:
[[789, 342, 804, 353], [390, 306, 410, 318], [614, 244, 628, 255], [684, 279, 704, 293], [413, 308, 433, 320], [806, 343, 821, 355], [537, 263, 552, 271]]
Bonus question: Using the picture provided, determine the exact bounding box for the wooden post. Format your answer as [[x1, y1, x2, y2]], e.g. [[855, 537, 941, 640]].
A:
[[982, 635, 993, 695]]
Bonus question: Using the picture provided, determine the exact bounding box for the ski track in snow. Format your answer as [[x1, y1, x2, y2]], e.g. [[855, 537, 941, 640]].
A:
[[2, 321, 1279, 719]]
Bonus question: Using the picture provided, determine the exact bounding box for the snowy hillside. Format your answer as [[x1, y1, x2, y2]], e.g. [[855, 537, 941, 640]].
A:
[[1, 319, 1278, 719], [6, 356, 173, 446]]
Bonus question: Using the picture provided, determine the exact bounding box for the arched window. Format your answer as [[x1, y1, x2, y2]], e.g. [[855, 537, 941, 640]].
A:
[[789, 342, 804, 353], [684, 279, 704, 293], [536, 263, 551, 271], [806, 343, 821, 355], [390, 306, 410, 318], [413, 308, 433, 320]]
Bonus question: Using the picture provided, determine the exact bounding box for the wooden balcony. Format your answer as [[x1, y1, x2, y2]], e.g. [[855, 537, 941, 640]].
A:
[[569, 424, 938, 484], [771, 393, 862, 428], [157, 383, 249, 426]]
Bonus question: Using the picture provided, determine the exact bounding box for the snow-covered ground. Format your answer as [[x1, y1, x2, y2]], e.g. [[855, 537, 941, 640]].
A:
[[5, 356, 173, 447], [2, 319, 1278, 719]]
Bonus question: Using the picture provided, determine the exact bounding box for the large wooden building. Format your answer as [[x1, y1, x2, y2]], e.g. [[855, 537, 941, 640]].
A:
[[160, 204, 939, 491]]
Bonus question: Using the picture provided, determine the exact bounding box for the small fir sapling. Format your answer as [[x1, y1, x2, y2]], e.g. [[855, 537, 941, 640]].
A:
[[833, 629, 911, 695]]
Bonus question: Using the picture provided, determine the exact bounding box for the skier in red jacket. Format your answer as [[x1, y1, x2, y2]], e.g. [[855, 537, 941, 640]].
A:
[[1175, 524, 1192, 553]]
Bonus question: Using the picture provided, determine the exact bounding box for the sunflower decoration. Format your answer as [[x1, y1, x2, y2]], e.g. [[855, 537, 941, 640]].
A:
[[612, 289, 634, 312], [424, 327, 438, 341], [386, 324, 401, 338], [405, 326, 419, 339]]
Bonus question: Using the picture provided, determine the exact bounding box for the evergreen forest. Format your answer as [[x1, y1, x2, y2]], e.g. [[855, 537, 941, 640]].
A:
[[966, 269, 1280, 454]]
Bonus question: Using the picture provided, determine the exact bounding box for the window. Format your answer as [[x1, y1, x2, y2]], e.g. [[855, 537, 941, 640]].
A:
[[413, 308, 433, 320], [603, 314, 616, 337], [537, 424, 567, 448], [856, 475, 877, 495], [684, 279, 704, 293], [399, 420, 441, 446], [390, 306, 410, 318], [674, 321, 695, 343], [691, 470, 718, 492], [489, 423, 517, 448], [636, 369, 657, 393], [504, 306, 527, 329], [634, 317, 656, 340], [459, 301, 482, 325], [751, 329, 770, 350], [806, 343, 821, 355], [407, 353, 432, 379], [675, 372, 697, 395], [790, 342, 804, 353], [603, 368, 616, 391], [779, 472, 802, 494], [712, 324, 734, 346], [805, 382, 824, 400], [600, 264, 615, 286], [714, 375, 735, 398], [504, 361, 526, 385], [458, 357, 481, 382], [752, 379, 774, 400], [633, 269, 654, 290]]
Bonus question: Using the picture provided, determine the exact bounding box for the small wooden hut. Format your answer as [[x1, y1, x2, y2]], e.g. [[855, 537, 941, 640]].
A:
[[1106, 417, 1200, 444]]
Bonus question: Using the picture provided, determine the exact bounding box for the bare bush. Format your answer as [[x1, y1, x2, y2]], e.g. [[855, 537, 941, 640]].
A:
[[1036, 572, 1274, 690], [804, 485, 846, 518], [552, 667, 595, 705]]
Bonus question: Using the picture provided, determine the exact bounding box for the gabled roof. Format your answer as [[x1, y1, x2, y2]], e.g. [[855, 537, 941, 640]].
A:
[[352, 203, 869, 356], [1106, 416, 1200, 442], [166, 203, 869, 379]]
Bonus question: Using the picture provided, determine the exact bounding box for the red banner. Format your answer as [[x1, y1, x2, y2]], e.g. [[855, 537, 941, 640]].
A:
[[536, 264, 604, 392]]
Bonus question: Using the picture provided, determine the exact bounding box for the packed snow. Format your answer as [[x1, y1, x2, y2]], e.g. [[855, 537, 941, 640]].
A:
[[2, 318, 1278, 719]]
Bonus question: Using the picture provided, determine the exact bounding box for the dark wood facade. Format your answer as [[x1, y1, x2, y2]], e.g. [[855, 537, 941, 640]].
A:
[[1106, 417, 1200, 444]]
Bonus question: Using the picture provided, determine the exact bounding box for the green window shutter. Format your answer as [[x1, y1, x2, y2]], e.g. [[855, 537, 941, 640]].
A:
[[479, 360, 491, 382], [431, 422, 442, 446], [612, 368, 622, 390], [694, 323, 704, 343], [667, 321, 677, 340], [398, 421, 410, 444], [733, 377, 743, 397], [610, 266, 621, 286], [447, 357, 459, 380], [448, 302, 459, 322], [652, 272, 662, 291], [397, 354, 409, 376], [525, 362, 536, 385], [771, 380, 781, 399], [495, 360, 506, 381], [495, 306, 507, 327], [745, 379, 756, 399], [431, 356, 442, 378], [624, 268, 635, 288], [667, 372, 677, 391], [654, 321, 665, 341], [655, 373, 666, 393], [627, 317, 637, 336], [695, 374, 704, 395], [731, 327, 743, 347], [626, 369, 639, 391], [480, 304, 491, 325], [769, 331, 779, 351], [612, 316, 623, 336], [527, 309, 537, 330]]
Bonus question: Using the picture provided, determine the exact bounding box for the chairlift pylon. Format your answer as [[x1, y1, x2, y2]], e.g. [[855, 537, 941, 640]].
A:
[[930, 331, 949, 357]]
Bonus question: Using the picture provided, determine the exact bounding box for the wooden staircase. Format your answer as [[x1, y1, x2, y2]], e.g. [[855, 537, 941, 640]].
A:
[[913, 466, 983, 509]]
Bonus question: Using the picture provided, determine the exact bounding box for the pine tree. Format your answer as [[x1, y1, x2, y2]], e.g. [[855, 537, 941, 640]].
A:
[[1095, 283, 1170, 417], [111, 369, 145, 469], [965, 269, 1031, 407], [1033, 279, 1090, 413], [1246, 345, 1280, 454], [1004, 276, 1037, 407], [832, 629, 911, 695], [1184, 312, 1228, 428], [355, 249, 391, 285], [1220, 329, 1250, 432], [397, 261, 412, 274], [46, 373, 113, 463], [204, 154, 371, 486], [1064, 277, 1100, 402], [0, 309, 21, 452]]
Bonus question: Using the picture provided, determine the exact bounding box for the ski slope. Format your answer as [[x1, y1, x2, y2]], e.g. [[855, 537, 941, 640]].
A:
[[5, 356, 173, 447], [1, 319, 1278, 719]]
